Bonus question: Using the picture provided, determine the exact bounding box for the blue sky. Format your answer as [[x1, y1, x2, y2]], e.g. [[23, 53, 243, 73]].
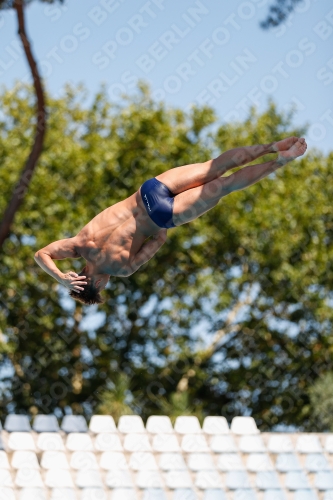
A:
[[0, 0, 332, 153]]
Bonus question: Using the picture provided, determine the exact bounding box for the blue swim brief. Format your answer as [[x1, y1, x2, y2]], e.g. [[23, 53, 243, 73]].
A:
[[140, 177, 176, 229]]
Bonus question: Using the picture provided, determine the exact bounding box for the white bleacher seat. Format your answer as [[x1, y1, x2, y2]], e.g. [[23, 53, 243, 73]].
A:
[[305, 453, 330, 471], [187, 453, 215, 471], [267, 435, 293, 454], [175, 417, 201, 435], [203, 417, 229, 435], [165, 471, 193, 489], [142, 489, 167, 500], [110, 490, 137, 500], [146, 416, 174, 434], [225, 471, 251, 490], [181, 435, 209, 453], [15, 469, 44, 488], [136, 470, 164, 489], [296, 435, 322, 453], [210, 435, 237, 453], [159, 453, 187, 471], [37, 433, 64, 451], [66, 433, 93, 451], [246, 453, 274, 472], [315, 471, 333, 490], [256, 471, 281, 490], [19, 489, 47, 500], [129, 452, 158, 471], [41, 451, 69, 469], [263, 491, 287, 500], [239, 436, 265, 453], [100, 451, 128, 470], [195, 471, 223, 489], [5, 415, 31, 433], [325, 436, 333, 454], [0, 487, 16, 500], [118, 416, 145, 434], [0, 470, 13, 487], [70, 451, 98, 470], [12, 451, 39, 469], [8, 433, 35, 451], [45, 469, 74, 488], [124, 434, 152, 452], [0, 451, 10, 469], [233, 490, 257, 500], [105, 470, 134, 488], [324, 492, 333, 500], [293, 491, 318, 500], [285, 471, 309, 490], [94, 433, 123, 452], [33, 415, 59, 433], [89, 415, 116, 434], [231, 417, 259, 435], [61, 416, 88, 433], [276, 454, 301, 472], [152, 435, 180, 453], [51, 489, 77, 500], [217, 453, 244, 471], [80, 490, 106, 500], [203, 490, 227, 500], [75, 470, 103, 488], [173, 490, 196, 500]]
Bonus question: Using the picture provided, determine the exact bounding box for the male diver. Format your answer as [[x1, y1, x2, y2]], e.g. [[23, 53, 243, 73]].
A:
[[34, 137, 307, 304]]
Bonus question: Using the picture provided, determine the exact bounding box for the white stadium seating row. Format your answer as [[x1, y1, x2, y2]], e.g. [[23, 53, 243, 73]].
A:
[[2, 415, 253, 435], [2, 431, 332, 455]]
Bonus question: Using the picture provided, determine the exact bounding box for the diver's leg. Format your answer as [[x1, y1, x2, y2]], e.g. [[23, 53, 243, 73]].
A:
[[156, 137, 299, 195], [172, 138, 307, 226]]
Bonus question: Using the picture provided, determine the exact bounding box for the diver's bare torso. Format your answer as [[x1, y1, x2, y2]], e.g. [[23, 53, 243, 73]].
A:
[[73, 188, 162, 277]]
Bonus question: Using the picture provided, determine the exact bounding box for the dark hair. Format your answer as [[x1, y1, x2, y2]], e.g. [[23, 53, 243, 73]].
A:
[[69, 282, 104, 305]]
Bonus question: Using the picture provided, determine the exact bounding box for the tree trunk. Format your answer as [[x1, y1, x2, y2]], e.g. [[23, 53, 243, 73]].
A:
[[0, 0, 46, 248]]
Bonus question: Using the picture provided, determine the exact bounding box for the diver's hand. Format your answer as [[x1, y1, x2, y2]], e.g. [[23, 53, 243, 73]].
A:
[[60, 271, 87, 292]]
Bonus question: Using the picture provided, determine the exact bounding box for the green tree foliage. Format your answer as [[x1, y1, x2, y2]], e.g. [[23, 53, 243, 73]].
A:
[[1, 83, 332, 430], [96, 373, 134, 423], [261, 0, 303, 28], [308, 372, 333, 432]]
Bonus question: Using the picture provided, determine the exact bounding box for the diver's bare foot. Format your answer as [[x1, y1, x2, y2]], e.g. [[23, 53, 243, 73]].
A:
[[272, 136, 299, 152], [276, 138, 307, 165]]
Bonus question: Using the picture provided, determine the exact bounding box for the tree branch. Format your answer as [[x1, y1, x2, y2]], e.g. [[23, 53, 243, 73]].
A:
[[175, 292, 253, 391], [201, 292, 253, 358], [0, 0, 46, 248]]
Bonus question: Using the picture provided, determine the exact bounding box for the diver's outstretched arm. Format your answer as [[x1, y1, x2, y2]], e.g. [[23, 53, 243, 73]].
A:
[[34, 238, 87, 292]]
